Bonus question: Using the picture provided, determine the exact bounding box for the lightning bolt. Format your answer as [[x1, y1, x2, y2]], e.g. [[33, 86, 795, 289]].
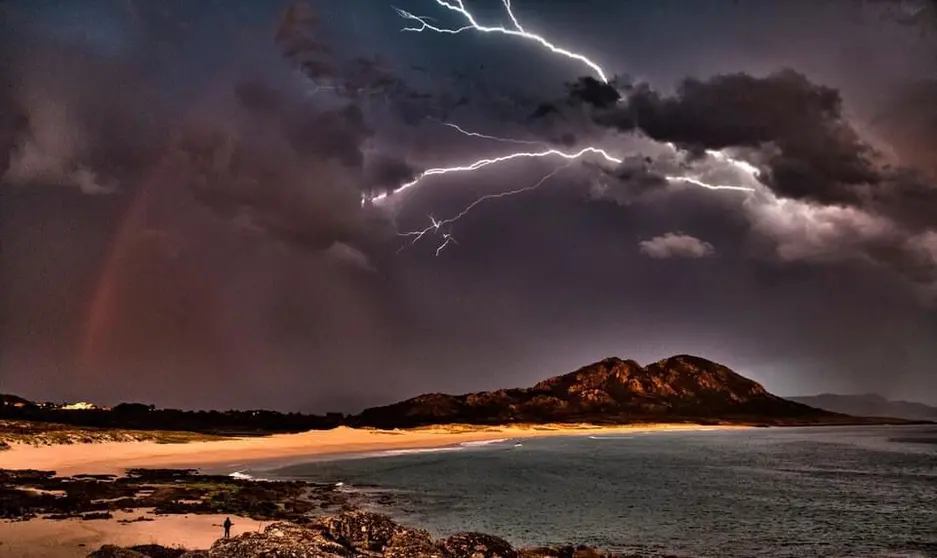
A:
[[393, 0, 609, 83], [369, 142, 756, 206], [431, 117, 545, 146], [373, 3, 762, 254], [399, 162, 573, 255], [385, 131, 756, 253], [369, 147, 612, 204], [705, 148, 761, 176], [435, 232, 458, 255]]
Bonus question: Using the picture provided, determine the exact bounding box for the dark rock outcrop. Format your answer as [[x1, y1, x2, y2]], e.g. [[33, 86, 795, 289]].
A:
[[351, 355, 837, 428], [385, 527, 447, 558], [209, 522, 349, 557], [87, 546, 151, 558], [441, 532, 518, 557], [316, 509, 437, 555], [0, 468, 348, 523], [126, 546, 189, 558], [205, 513, 459, 557], [92, 511, 619, 558]]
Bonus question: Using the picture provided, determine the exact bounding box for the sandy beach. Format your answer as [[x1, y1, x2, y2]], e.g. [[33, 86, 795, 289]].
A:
[[0, 423, 740, 476], [0, 511, 270, 558]]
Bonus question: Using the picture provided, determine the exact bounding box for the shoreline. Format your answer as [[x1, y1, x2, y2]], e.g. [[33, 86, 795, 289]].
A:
[[0, 422, 744, 476], [0, 423, 745, 556]]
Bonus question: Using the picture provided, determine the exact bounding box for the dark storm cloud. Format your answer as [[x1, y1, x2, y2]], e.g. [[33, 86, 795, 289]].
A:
[[565, 70, 937, 230], [276, 0, 336, 82], [276, 0, 445, 124], [175, 103, 373, 253], [365, 153, 420, 192], [873, 78, 937, 179], [587, 155, 670, 205], [234, 79, 285, 115], [0, 39, 162, 195], [285, 103, 372, 167], [551, 69, 937, 294], [0, 2, 424, 254]]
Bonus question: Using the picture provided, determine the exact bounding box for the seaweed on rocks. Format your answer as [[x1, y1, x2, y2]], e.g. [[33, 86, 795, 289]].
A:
[[0, 468, 348, 522], [440, 532, 518, 558]]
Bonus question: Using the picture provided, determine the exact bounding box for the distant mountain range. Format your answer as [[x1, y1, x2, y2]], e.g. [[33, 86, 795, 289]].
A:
[[350, 355, 899, 428], [788, 393, 937, 421]]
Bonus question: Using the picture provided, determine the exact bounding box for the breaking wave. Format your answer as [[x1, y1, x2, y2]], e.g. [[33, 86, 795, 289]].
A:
[[459, 438, 509, 447], [229, 470, 256, 480], [375, 446, 466, 457]]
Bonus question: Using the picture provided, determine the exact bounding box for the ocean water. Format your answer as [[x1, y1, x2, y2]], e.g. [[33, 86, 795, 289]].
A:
[[259, 426, 937, 557]]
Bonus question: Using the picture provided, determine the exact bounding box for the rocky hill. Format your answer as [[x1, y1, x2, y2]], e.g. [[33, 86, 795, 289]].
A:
[[351, 355, 844, 428]]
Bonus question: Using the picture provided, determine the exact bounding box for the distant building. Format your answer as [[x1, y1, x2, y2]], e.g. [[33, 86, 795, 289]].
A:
[[59, 402, 107, 411]]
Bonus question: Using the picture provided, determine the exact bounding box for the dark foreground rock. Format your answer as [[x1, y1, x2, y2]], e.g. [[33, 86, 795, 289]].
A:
[[89, 547, 207, 558], [208, 522, 349, 557], [0, 467, 351, 522], [89, 510, 621, 558], [88, 546, 150, 558]]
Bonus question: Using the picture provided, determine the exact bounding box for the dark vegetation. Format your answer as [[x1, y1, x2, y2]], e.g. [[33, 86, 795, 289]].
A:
[[0, 396, 344, 436], [0, 419, 224, 451]]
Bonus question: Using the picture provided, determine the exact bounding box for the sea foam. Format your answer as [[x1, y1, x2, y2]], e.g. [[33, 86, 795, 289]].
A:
[[376, 446, 465, 457], [459, 438, 509, 447]]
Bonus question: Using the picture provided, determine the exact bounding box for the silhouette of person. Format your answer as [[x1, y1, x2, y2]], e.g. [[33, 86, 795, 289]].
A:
[[223, 517, 233, 538]]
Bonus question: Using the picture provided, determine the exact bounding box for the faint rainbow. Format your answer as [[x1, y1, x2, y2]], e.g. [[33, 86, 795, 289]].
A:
[[78, 179, 154, 372]]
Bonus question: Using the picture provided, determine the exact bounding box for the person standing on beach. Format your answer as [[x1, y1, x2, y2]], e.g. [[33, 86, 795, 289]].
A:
[[223, 517, 233, 538]]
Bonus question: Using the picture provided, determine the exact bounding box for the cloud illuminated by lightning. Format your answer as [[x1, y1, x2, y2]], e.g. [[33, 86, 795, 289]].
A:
[[368, 141, 756, 206], [368, 146, 619, 205], [382, 125, 757, 254], [393, 0, 609, 83]]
